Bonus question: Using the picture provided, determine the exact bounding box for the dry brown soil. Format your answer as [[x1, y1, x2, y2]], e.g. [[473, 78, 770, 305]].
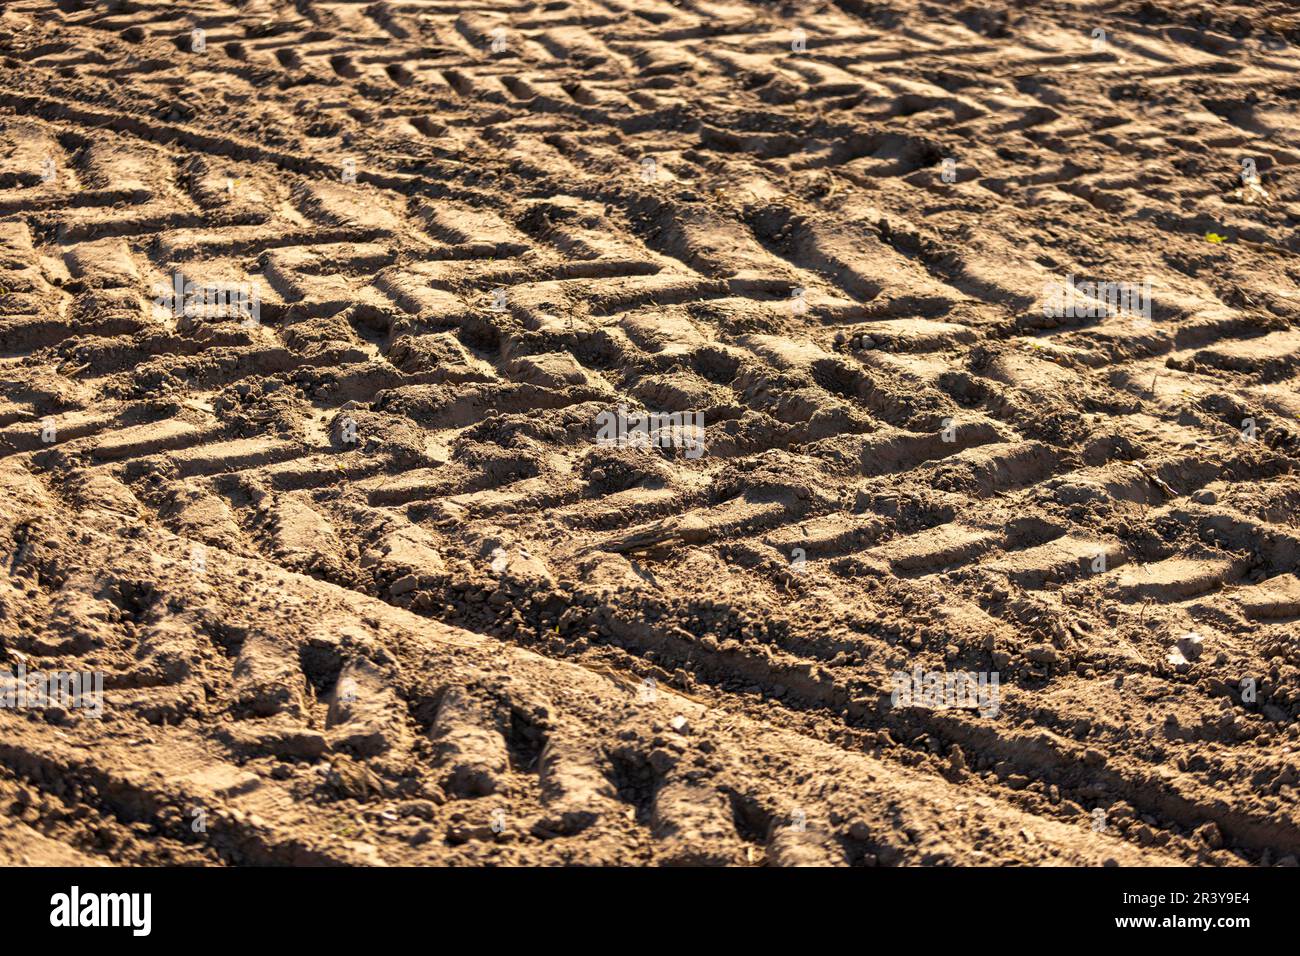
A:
[[0, 0, 1298, 866]]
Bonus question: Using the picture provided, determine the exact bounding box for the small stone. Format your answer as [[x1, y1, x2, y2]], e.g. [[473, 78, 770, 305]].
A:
[[669, 715, 690, 734], [1175, 632, 1204, 661], [1192, 489, 1217, 504]]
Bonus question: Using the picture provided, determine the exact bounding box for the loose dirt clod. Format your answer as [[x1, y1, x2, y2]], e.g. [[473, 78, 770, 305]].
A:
[[0, 0, 1296, 868]]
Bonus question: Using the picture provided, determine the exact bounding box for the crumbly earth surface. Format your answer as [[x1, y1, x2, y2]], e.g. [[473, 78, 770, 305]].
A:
[[0, 0, 1297, 867]]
